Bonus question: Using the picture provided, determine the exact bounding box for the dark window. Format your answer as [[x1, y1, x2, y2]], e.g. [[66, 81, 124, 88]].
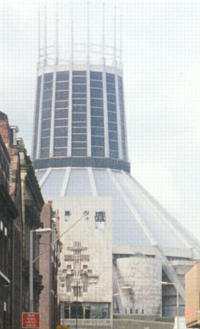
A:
[[73, 84, 86, 93], [108, 112, 117, 122], [72, 76, 86, 83], [72, 134, 87, 142], [109, 141, 118, 150], [106, 83, 115, 93], [108, 123, 117, 131], [72, 99, 86, 105], [42, 100, 52, 108], [91, 137, 104, 146], [95, 211, 106, 222], [55, 109, 68, 118], [44, 72, 53, 82], [56, 91, 69, 101], [73, 71, 86, 76], [91, 127, 104, 136], [56, 82, 69, 90], [72, 148, 87, 156], [91, 117, 104, 127], [109, 131, 118, 140], [41, 130, 50, 138], [54, 119, 68, 127], [72, 113, 86, 122], [41, 119, 51, 129], [56, 71, 69, 81], [73, 106, 86, 113], [107, 103, 116, 112], [72, 93, 86, 99], [54, 148, 67, 156], [110, 150, 118, 158], [43, 90, 53, 99], [91, 99, 103, 107], [41, 138, 50, 148], [91, 108, 103, 116], [106, 73, 115, 83], [43, 81, 53, 90], [91, 88, 103, 98], [42, 110, 51, 119], [40, 148, 49, 158], [72, 127, 87, 134], [54, 138, 68, 147], [72, 121, 86, 127], [55, 101, 68, 109], [92, 147, 105, 157], [90, 80, 103, 88], [72, 142, 87, 148], [107, 94, 116, 103], [90, 71, 102, 80], [54, 127, 68, 137]]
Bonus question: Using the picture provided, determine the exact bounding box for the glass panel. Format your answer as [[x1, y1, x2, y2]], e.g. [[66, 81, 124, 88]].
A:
[[90, 71, 102, 80], [56, 71, 69, 81], [44, 72, 53, 82]]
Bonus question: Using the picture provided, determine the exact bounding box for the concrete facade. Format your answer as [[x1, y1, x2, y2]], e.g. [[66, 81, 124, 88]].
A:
[[53, 197, 112, 324], [115, 256, 162, 316]]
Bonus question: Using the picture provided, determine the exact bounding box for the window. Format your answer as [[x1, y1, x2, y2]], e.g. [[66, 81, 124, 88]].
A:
[[64, 210, 71, 221], [55, 109, 68, 119], [73, 71, 86, 76], [56, 81, 69, 90], [95, 211, 106, 223], [54, 148, 67, 157], [56, 91, 69, 101], [54, 127, 68, 137], [90, 71, 102, 80], [44, 72, 53, 82], [56, 71, 69, 81], [91, 99, 103, 107], [91, 89, 103, 98], [73, 84, 86, 93], [54, 138, 68, 147], [91, 137, 104, 146], [90, 80, 102, 88]]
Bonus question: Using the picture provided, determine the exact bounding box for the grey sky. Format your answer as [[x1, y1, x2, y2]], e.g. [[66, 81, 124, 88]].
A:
[[1, 0, 200, 238]]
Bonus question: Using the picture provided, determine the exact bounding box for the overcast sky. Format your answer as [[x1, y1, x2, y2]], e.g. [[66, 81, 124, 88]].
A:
[[1, 0, 200, 239]]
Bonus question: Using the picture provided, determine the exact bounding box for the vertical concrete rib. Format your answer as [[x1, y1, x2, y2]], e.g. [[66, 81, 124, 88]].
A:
[[87, 167, 98, 197], [39, 168, 52, 188], [60, 167, 71, 197], [49, 72, 56, 157]]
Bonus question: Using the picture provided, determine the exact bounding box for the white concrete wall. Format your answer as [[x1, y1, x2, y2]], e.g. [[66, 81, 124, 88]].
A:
[[54, 197, 113, 304], [116, 256, 162, 316]]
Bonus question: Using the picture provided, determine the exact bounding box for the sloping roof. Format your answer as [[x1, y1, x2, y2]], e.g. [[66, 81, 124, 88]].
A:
[[36, 167, 199, 259]]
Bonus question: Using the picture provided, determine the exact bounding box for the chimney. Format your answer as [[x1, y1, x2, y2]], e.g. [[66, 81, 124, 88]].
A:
[[0, 111, 11, 147]]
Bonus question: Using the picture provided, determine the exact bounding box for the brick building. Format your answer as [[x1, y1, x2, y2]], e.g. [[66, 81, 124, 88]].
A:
[[0, 111, 44, 328], [0, 124, 17, 329], [39, 203, 60, 329]]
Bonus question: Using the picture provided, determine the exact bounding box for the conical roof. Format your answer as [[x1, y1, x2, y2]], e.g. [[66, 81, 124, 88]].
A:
[[36, 167, 199, 260]]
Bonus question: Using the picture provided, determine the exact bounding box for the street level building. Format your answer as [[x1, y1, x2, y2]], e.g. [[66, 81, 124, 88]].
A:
[[185, 262, 200, 328], [0, 114, 17, 329], [32, 3, 200, 325], [39, 202, 60, 329], [0, 112, 44, 328]]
